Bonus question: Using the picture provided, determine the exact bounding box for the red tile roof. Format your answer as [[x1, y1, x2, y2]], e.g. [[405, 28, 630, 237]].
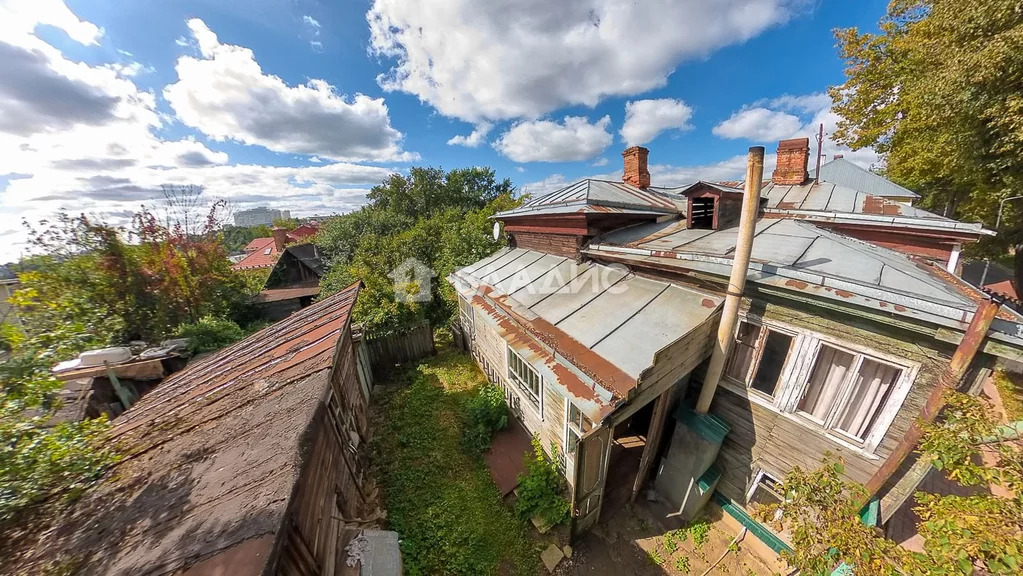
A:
[[232, 243, 280, 270], [7, 282, 363, 575], [243, 237, 273, 252], [288, 223, 320, 240]]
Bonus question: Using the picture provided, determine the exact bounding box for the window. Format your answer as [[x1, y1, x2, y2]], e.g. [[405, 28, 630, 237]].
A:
[[507, 347, 542, 412], [726, 321, 793, 398], [565, 401, 593, 455], [747, 470, 785, 507], [458, 296, 474, 332], [797, 344, 902, 442], [690, 197, 715, 229]]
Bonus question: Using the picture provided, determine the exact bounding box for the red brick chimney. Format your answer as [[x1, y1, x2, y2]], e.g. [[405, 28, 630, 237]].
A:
[[272, 226, 287, 252], [772, 138, 810, 185], [622, 146, 651, 189]]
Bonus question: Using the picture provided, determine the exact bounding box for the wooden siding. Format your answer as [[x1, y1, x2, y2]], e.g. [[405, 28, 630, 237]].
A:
[[708, 297, 954, 507], [280, 327, 370, 576], [512, 231, 582, 258], [363, 322, 436, 370]]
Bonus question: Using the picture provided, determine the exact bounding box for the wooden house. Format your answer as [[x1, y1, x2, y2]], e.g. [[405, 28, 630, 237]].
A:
[[449, 142, 1023, 544], [257, 243, 326, 321], [8, 282, 393, 576]]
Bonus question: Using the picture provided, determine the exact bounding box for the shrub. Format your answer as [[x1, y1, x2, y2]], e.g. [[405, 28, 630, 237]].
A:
[[514, 437, 570, 527], [461, 384, 508, 455], [175, 316, 245, 355]]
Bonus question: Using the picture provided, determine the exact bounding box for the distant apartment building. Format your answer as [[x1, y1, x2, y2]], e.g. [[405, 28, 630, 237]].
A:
[[233, 207, 291, 227]]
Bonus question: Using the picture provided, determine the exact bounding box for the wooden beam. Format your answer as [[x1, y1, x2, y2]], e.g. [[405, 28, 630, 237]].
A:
[[630, 389, 672, 503], [934, 327, 1023, 362]]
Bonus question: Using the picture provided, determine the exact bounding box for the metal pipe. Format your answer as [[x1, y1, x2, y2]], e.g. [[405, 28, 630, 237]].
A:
[[695, 146, 765, 414], [861, 298, 1000, 500], [979, 195, 1023, 286]]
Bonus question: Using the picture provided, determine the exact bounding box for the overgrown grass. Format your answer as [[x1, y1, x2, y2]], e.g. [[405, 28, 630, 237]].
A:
[[371, 346, 539, 576], [994, 369, 1023, 421]]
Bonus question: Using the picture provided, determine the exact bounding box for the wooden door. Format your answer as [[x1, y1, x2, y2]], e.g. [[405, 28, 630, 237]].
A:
[[570, 425, 611, 537]]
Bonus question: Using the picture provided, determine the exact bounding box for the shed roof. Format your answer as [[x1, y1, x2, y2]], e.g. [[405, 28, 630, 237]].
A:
[[810, 157, 921, 200], [498, 179, 686, 218], [450, 248, 721, 416], [9, 282, 362, 575]]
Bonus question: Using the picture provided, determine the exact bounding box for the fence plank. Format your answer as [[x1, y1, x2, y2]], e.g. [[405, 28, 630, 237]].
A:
[[363, 322, 436, 372]]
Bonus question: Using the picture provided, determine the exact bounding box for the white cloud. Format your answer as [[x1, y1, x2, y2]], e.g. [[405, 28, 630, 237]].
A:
[[0, 4, 402, 262], [621, 98, 694, 146], [367, 0, 799, 122], [447, 122, 492, 148], [713, 108, 802, 141], [0, 0, 103, 46], [165, 19, 414, 162], [494, 116, 612, 163], [765, 92, 831, 114], [591, 158, 609, 167], [303, 15, 321, 29], [174, 36, 190, 47]]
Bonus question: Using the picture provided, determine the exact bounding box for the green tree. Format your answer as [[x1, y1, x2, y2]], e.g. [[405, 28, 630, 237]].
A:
[[760, 391, 1022, 575], [220, 224, 273, 253], [831, 0, 1023, 286], [318, 167, 518, 334]]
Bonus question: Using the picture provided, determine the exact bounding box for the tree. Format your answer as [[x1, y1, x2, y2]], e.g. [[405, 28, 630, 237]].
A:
[[317, 167, 518, 334], [760, 391, 1022, 575], [830, 0, 1023, 288]]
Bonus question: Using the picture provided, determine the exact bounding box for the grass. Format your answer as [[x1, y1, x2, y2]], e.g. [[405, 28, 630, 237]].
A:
[[370, 344, 539, 576], [993, 369, 1023, 422]]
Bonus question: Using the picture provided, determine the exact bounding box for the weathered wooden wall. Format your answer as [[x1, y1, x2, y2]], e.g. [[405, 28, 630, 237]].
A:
[[707, 296, 954, 507], [363, 322, 436, 371], [279, 327, 370, 576], [512, 231, 582, 258]]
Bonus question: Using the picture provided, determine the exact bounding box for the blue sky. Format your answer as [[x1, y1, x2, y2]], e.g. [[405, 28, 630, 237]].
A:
[[0, 0, 889, 261]]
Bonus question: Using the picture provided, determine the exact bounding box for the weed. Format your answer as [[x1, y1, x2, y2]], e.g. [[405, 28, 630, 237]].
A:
[[648, 549, 664, 565], [690, 518, 712, 548], [675, 555, 691, 574], [462, 383, 508, 455], [663, 530, 680, 554], [515, 437, 570, 527]]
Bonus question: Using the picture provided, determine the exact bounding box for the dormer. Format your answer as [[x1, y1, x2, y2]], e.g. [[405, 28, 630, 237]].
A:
[[678, 182, 747, 230]]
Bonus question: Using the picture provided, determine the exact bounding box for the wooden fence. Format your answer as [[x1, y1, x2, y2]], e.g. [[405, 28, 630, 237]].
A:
[[362, 322, 436, 372]]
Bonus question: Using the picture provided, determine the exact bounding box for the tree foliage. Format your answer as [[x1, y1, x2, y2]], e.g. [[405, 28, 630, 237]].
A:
[[831, 0, 1023, 285], [318, 167, 518, 334], [760, 391, 1022, 575]]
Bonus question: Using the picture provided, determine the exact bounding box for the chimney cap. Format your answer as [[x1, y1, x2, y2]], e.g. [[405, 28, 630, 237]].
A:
[[622, 145, 649, 156], [777, 137, 809, 151]]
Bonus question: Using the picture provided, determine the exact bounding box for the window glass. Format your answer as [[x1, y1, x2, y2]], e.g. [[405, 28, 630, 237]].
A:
[[750, 331, 793, 397], [726, 322, 762, 382], [799, 345, 856, 421], [507, 347, 541, 409], [834, 358, 900, 439], [726, 321, 792, 398]]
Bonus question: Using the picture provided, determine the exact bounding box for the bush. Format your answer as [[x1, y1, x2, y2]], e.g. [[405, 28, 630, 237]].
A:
[[175, 316, 245, 355], [461, 384, 508, 455], [514, 437, 570, 527]]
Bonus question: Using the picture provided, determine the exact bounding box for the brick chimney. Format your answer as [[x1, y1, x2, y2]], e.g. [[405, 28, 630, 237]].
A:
[[772, 138, 810, 185], [272, 226, 287, 252], [622, 146, 651, 189]]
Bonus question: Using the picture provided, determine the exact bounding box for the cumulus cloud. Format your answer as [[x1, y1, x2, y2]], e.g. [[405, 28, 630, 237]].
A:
[[367, 0, 799, 122], [165, 19, 413, 162], [712, 108, 802, 141], [621, 98, 694, 146], [447, 122, 492, 148], [494, 116, 612, 163]]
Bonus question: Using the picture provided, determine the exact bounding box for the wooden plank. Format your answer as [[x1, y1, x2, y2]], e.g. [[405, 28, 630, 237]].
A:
[[630, 389, 671, 502]]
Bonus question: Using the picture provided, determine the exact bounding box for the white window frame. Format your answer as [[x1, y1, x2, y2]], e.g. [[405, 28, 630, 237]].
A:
[[724, 320, 798, 401], [458, 295, 474, 332], [507, 346, 544, 418], [563, 399, 593, 459], [720, 314, 919, 456]]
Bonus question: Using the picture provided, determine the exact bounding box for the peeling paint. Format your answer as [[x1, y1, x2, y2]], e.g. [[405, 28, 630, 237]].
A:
[[785, 279, 809, 290]]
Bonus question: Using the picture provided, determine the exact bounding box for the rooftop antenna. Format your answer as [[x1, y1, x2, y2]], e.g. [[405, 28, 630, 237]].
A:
[[814, 123, 824, 185]]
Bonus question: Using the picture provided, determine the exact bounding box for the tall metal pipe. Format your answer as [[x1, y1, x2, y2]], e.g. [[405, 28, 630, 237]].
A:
[[695, 146, 765, 414]]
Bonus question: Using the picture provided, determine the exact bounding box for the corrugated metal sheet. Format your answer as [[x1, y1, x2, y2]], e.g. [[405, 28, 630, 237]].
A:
[[13, 283, 363, 576], [810, 157, 921, 200], [498, 179, 686, 218]]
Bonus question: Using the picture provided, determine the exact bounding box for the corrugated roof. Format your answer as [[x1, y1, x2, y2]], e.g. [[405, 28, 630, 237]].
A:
[[810, 158, 921, 200], [498, 179, 686, 218], [10, 282, 362, 575], [451, 248, 721, 419], [761, 181, 991, 236]]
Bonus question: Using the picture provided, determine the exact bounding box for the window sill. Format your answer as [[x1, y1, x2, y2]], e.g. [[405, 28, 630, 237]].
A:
[[719, 378, 880, 461]]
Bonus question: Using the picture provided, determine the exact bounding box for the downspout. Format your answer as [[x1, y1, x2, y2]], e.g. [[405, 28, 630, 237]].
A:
[[695, 146, 765, 414], [860, 298, 1001, 501]]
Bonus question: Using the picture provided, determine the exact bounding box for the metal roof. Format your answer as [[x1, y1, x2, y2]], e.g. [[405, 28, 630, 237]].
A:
[[590, 219, 1023, 339], [497, 179, 686, 218], [761, 181, 991, 236], [810, 158, 921, 200], [12, 283, 362, 575], [451, 248, 722, 416]]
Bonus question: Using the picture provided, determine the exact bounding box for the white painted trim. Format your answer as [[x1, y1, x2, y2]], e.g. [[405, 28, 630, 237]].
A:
[[947, 243, 962, 274]]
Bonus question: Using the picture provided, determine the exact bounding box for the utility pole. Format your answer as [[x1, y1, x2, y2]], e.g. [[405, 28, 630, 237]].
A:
[[814, 123, 824, 185]]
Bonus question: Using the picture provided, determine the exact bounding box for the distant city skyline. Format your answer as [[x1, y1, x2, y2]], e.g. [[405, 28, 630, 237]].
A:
[[233, 206, 291, 227]]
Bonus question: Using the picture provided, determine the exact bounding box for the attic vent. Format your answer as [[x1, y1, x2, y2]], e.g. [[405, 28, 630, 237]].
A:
[[690, 198, 715, 229]]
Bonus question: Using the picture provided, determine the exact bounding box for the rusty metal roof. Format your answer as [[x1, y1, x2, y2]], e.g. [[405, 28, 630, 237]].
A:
[[8, 282, 362, 576], [497, 179, 686, 218], [451, 248, 721, 420], [761, 181, 991, 237]]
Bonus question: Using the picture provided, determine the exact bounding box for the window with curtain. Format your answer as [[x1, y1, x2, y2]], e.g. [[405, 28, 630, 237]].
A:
[[725, 321, 794, 398], [507, 347, 542, 411], [797, 344, 902, 442]]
